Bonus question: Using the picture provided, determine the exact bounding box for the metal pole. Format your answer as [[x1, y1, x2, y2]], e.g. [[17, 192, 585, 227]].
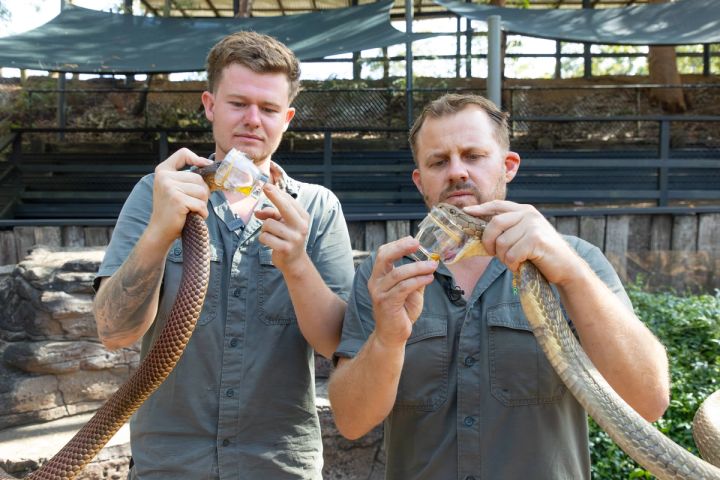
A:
[[57, 74, 66, 141], [405, 0, 414, 128], [487, 15, 502, 107], [703, 44, 711, 76], [582, 0, 592, 79], [555, 40, 562, 79], [456, 15, 462, 78]]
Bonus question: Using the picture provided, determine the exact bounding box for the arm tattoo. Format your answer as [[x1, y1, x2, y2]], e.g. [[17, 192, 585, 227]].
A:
[[96, 247, 164, 342]]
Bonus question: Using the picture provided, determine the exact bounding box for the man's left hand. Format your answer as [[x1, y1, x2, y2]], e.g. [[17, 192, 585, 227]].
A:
[[255, 183, 310, 275], [463, 200, 580, 286]]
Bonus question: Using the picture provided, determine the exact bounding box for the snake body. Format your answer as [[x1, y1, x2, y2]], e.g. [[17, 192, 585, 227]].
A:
[[438, 203, 720, 480], [1, 213, 210, 480]]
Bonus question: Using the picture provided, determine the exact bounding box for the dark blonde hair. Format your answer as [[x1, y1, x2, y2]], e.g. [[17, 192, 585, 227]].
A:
[[206, 31, 301, 101], [409, 93, 510, 162]]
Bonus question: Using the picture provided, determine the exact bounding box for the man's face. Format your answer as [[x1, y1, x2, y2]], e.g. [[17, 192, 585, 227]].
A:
[[201, 63, 295, 166], [412, 106, 520, 209]]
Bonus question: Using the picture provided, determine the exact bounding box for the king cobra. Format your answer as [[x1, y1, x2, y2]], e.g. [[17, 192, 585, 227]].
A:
[[0, 165, 223, 479], [437, 202, 720, 480]]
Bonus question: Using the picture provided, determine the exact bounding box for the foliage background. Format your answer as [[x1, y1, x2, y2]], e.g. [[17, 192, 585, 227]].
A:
[[589, 285, 720, 479]]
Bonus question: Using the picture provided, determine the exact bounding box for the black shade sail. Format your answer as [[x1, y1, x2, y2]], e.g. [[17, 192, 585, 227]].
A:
[[0, 1, 434, 73], [436, 0, 720, 46]]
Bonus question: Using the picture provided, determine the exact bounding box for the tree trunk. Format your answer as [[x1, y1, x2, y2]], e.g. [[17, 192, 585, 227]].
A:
[[647, 0, 686, 113]]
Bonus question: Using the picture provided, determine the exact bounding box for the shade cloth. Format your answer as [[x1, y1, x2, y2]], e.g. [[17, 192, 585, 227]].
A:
[[436, 0, 720, 45], [0, 1, 434, 73]]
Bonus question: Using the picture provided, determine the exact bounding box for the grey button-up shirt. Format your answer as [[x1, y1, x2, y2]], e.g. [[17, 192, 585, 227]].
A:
[[97, 162, 355, 479], [336, 236, 633, 480]]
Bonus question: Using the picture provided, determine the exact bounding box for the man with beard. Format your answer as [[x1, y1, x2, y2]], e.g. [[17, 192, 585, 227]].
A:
[[94, 31, 354, 479], [328, 93, 669, 480]]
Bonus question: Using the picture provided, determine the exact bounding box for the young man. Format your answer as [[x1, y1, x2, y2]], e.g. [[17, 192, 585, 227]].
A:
[[93, 32, 355, 479], [328, 93, 670, 479]]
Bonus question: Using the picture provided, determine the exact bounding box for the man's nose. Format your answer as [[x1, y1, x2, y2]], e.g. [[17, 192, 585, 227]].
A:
[[446, 157, 469, 182], [243, 104, 261, 128]]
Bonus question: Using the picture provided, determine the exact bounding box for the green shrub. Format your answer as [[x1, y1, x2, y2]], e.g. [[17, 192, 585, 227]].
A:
[[590, 285, 720, 479]]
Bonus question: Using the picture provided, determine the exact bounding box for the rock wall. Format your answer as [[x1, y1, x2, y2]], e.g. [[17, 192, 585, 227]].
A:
[[0, 246, 382, 479], [0, 248, 139, 431]]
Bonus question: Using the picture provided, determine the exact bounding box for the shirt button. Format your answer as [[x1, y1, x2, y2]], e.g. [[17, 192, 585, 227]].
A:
[[464, 416, 475, 427], [230, 338, 238, 347], [226, 388, 234, 397], [222, 439, 230, 447], [233, 288, 241, 297], [464, 356, 476, 367]]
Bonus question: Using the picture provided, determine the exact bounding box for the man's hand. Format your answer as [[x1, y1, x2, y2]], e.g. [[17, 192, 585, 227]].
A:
[[148, 148, 213, 247], [463, 200, 579, 286], [368, 237, 438, 349], [255, 183, 311, 275]]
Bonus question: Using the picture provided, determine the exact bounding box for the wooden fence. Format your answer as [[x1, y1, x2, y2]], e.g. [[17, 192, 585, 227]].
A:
[[2, 210, 719, 293]]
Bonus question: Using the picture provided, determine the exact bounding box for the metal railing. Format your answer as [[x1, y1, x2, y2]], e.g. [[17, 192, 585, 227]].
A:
[[1, 112, 718, 222]]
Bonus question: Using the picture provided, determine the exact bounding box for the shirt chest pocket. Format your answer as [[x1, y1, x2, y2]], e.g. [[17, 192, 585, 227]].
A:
[[166, 240, 223, 326], [395, 313, 449, 412], [258, 247, 296, 325], [487, 302, 566, 406]]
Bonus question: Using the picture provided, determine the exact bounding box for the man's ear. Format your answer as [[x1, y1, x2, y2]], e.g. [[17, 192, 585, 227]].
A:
[[505, 151, 521, 182], [282, 107, 296, 132], [201, 91, 215, 122], [412, 168, 423, 196]]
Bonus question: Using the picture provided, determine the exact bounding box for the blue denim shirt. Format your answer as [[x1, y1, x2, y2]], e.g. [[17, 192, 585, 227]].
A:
[[97, 162, 355, 479], [336, 235, 633, 480]]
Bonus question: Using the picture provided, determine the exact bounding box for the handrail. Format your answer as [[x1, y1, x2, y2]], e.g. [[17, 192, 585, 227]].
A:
[[14, 83, 720, 95]]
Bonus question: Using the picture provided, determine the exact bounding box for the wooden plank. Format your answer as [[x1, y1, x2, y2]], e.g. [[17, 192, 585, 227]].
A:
[[62, 226, 85, 247], [605, 215, 630, 280], [698, 213, 720, 253], [649, 215, 672, 251], [33, 226, 62, 247], [364, 222, 386, 252], [671, 215, 698, 252], [555, 217, 579, 236], [627, 215, 652, 252], [84, 227, 109, 247], [347, 221, 365, 252], [14, 227, 35, 262], [0, 230, 18, 265], [386, 220, 410, 242], [579, 216, 606, 251]]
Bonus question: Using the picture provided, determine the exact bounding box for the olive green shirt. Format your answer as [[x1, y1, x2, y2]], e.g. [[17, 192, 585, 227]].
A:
[[335, 236, 632, 480], [97, 162, 355, 479]]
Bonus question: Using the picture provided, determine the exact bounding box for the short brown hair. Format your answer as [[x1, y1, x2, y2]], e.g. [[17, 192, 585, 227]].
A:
[[409, 93, 510, 162], [206, 31, 301, 102]]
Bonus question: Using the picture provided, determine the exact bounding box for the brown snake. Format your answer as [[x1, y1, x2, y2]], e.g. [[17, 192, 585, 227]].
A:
[[1, 213, 210, 479], [438, 202, 720, 480]]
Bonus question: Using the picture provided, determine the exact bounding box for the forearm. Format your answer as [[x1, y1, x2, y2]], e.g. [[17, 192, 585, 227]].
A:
[[94, 228, 172, 350], [284, 254, 346, 358], [557, 260, 670, 421], [329, 333, 405, 439]]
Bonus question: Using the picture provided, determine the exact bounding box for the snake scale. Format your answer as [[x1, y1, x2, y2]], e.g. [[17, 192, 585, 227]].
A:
[[440, 202, 720, 480]]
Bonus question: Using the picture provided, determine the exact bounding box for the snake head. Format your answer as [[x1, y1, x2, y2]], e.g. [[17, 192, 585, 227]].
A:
[[193, 162, 225, 191]]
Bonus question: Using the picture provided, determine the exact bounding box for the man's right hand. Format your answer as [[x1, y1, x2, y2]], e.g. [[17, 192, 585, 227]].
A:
[[148, 148, 213, 246], [368, 236, 438, 349]]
